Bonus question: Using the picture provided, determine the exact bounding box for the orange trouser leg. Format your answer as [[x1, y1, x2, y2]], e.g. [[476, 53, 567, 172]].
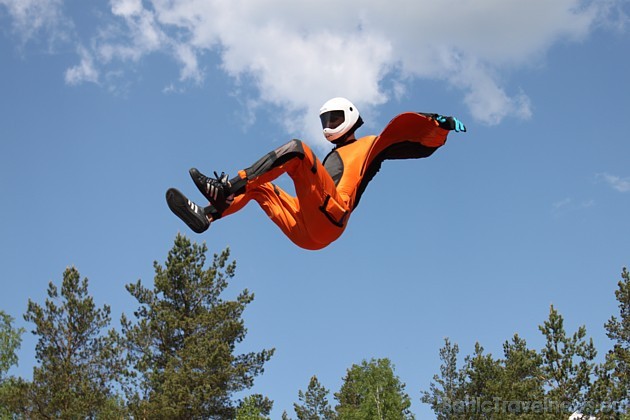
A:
[[220, 140, 349, 249], [222, 183, 324, 250]]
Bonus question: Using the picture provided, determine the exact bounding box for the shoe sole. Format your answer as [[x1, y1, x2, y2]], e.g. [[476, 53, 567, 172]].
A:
[[166, 188, 209, 234]]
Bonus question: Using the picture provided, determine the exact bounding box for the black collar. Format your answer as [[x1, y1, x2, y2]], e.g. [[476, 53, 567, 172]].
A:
[[333, 138, 357, 149]]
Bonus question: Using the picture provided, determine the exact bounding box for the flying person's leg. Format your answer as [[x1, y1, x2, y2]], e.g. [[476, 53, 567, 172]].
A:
[[187, 139, 350, 248]]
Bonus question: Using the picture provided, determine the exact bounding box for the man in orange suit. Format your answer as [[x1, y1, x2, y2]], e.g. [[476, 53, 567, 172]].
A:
[[167, 97, 466, 250]]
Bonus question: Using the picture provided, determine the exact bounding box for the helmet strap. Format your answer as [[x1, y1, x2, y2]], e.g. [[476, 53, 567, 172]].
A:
[[332, 116, 364, 145]]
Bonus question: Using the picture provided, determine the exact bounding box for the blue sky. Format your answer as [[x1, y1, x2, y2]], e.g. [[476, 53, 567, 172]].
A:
[[1, 0, 629, 417]]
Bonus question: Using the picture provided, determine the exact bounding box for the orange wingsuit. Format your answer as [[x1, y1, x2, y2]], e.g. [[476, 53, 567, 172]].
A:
[[216, 112, 450, 250]]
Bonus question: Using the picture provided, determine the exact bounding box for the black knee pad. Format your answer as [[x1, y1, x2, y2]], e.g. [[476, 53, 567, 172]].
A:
[[244, 139, 306, 180]]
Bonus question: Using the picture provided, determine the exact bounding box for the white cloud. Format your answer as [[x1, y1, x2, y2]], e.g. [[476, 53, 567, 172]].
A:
[[65, 46, 99, 85], [110, 0, 143, 18], [598, 173, 630, 192], [552, 197, 596, 215], [452, 61, 533, 124], [0, 0, 68, 44], [553, 197, 573, 210], [126, 0, 615, 139], [173, 42, 202, 83], [2, 0, 626, 139], [97, 0, 166, 63]]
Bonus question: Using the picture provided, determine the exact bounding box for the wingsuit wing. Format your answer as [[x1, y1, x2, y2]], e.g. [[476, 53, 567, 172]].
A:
[[351, 112, 449, 210], [360, 112, 448, 176]]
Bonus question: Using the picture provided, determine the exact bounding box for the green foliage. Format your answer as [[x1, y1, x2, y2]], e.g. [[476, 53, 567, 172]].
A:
[[604, 268, 630, 401], [589, 267, 630, 418], [236, 394, 273, 419], [11, 267, 124, 418], [461, 342, 503, 405], [499, 334, 545, 403], [292, 375, 336, 420], [0, 311, 24, 418], [420, 338, 466, 419], [465, 337, 545, 420], [335, 358, 414, 420], [0, 311, 23, 380], [121, 234, 274, 419], [422, 306, 599, 419], [2, 239, 630, 419], [0, 377, 29, 419], [539, 304, 597, 409], [423, 336, 544, 420]]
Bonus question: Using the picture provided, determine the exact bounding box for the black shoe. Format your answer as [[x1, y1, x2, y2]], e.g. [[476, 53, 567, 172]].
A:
[[166, 188, 210, 233], [189, 168, 234, 213]]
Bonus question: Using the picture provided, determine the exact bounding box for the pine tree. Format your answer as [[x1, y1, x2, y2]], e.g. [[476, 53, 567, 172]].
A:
[[604, 268, 630, 405], [236, 394, 273, 419], [495, 335, 546, 419], [422, 336, 554, 419], [590, 267, 630, 418], [122, 234, 274, 419], [15, 267, 124, 418], [422, 274, 627, 419], [462, 342, 503, 408], [539, 305, 597, 415], [292, 375, 336, 420], [335, 358, 414, 420], [501, 335, 544, 395], [0, 311, 23, 381], [420, 338, 466, 419], [0, 310, 24, 418]]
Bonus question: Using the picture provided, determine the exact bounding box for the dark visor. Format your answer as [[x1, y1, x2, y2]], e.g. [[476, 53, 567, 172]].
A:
[[320, 110, 345, 129]]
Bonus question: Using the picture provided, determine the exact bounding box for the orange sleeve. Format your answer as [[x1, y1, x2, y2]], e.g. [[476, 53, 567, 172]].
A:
[[359, 112, 448, 178]]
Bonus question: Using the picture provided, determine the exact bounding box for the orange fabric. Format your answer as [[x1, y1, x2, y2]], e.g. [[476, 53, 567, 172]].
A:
[[221, 142, 348, 250], [368, 112, 447, 154], [335, 112, 447, 210], [220, 113, 448, 250]]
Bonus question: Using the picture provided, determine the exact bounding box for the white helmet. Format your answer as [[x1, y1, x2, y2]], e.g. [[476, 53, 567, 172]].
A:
[[319, 97, 363, 143]]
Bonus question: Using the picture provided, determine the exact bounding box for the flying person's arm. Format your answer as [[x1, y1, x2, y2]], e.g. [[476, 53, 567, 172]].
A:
[[418, 113, 467, 132], [350, 112, 466, 209]]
